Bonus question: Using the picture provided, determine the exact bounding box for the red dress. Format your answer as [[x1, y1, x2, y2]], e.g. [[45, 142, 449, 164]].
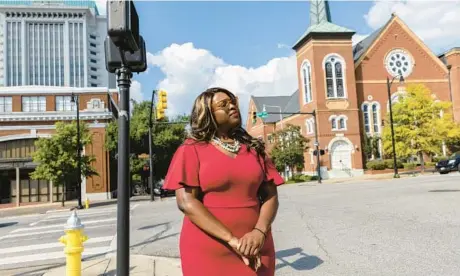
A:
[[163, 139, 284, 276]]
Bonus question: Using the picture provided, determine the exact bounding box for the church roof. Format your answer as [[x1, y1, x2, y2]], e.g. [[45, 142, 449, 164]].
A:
[[293, 22, 355, 50], [251, 90, 300, 123], [352, 26, 384, 62]]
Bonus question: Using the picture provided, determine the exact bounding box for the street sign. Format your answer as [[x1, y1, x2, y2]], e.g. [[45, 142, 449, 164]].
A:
[[257, 111, 268, 118]]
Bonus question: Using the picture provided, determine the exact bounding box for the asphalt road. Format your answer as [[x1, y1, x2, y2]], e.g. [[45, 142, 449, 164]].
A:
[[1, 173, 459, 275], [127, 173, 460, 276]]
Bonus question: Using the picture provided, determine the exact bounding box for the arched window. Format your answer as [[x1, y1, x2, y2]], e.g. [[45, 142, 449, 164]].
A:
[[301, 61, 313, 103], [305, 118, 314, 134], [331, 118, 337, 130], [372, 103, 379, 133], [363, 104, 370, 134], [339, 118, 346, 129], [324, 54, 346, 99]]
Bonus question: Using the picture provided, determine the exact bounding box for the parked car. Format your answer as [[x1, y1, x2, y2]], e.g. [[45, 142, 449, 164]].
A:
[[153, 179, 175, 198], [435, 152, 460, 174]]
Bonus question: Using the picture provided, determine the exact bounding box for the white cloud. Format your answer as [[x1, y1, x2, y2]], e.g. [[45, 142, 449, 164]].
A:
[[130, 80, 144, 103], [352, 34, 369, 46], [364, 0, 460, 52], [147, 42, 297, 122], [277, 43, 290, 49]]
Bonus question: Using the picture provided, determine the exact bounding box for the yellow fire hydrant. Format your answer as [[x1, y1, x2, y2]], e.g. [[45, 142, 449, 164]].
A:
[[59, 210, 88, 276]]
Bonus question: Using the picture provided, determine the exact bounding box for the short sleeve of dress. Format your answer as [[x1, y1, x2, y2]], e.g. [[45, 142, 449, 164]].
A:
[[264, 156, 285, 186], [163, 143, 200, 190]]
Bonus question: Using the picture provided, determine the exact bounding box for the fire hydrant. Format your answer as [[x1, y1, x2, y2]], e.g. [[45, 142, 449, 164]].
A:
[[59, 210, 88, 276]]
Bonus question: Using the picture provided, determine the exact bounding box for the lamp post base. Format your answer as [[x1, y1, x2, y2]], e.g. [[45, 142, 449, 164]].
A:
[[393, 173, 400, 178]]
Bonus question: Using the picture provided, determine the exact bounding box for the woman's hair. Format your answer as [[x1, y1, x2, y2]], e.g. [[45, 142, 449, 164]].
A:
[[188, 87, 266, 158]]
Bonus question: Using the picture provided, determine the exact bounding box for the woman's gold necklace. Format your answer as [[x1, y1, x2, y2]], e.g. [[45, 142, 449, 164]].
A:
[[212, 137, 241, 153]]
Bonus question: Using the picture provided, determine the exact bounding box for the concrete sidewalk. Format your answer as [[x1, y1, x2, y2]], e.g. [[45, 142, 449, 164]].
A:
[[43, 255, 182, 276]]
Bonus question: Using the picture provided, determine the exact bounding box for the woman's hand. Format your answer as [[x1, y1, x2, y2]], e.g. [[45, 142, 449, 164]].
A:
[[228, 237, 262, 271], [238, 229, 266, 257]]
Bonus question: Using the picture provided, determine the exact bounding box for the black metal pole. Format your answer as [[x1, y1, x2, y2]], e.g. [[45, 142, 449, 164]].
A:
[[75, 95, 83, 209], [116, 65, 132, 276], [313, 110, 322, 184], [387, 77, 399, 178], [148, 90, 155, 201]]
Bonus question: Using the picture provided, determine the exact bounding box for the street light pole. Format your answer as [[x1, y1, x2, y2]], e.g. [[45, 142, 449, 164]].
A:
[[263, 104, 283, 129], [148, 90, 156, 201], [71, 93, 83, 209], [312, 110, 322, 184], [386, 75, 404, 179]]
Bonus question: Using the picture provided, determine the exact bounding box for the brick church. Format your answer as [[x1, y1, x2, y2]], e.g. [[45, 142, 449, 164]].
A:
[[246, 0, 460, 179]]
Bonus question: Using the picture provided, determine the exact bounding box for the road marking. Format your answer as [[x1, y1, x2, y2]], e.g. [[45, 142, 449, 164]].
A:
[[47, 208, 117, 219], [12, 218, 117, 233], [0, 236, 113, 255], [0, 223, 116, 240], [33, 212, 116, 225], [0, 246, 109, 266]]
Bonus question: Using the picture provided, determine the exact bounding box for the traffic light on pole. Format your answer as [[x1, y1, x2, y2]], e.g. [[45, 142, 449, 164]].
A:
[[252, 111, 257, 124], [156, 89, 168, 121]]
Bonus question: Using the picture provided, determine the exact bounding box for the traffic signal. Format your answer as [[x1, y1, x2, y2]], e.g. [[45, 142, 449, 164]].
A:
[[252, 111, 257, 124], [156, 89, 168, 121]]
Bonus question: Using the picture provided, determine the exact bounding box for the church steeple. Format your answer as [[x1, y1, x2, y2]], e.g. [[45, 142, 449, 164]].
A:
[[310, 0, 332, 26]]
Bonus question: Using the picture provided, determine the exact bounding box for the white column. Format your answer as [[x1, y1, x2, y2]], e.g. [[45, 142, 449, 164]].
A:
[[63, 21, 70, 86], [83, 21, 88, 87], [21, 19, 26, 85], [15, 167, 20, 207]]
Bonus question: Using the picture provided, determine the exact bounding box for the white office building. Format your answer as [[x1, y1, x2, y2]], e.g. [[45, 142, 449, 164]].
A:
[[0, 0, 115, 88]]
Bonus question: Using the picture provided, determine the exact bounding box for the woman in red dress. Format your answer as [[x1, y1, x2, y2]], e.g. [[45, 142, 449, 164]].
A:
[[163, 87, 284, 276]]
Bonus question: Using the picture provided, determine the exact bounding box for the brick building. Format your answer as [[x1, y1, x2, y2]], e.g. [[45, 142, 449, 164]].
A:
[[0, 87, 118, 206], [246, 0, 460, 179]]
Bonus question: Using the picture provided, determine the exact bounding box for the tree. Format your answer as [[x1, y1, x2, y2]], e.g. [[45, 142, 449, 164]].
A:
[[105, 100, 189, 185], [30, 121, 98, 206], [382, 84, 460, 170], [363, 135, 381, 162], [270, 124, 310, 174]]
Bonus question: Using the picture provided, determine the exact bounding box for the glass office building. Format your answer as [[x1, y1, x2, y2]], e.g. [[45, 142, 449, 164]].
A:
[[0, 0, 115, 88]]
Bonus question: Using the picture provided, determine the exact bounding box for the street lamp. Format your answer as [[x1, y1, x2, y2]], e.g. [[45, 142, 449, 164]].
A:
[[386, 74, 405, 179], [71, 92, 83, 209]]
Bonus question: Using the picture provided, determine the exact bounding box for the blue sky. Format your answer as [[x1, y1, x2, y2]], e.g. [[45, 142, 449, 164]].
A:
[[96, 0, 460, 119]]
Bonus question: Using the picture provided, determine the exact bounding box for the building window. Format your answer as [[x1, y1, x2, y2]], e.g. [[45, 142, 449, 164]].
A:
[[90, 59, 97, 63], [362, 102, 381, 135], [91, 75, 98, 80], [363, 104, 370, 134], [22, 96, 46, 112], [267, 134, 274, 144], [90, 51, 96, 55], [56, 96, 76, 112], [69, 22, 85, 87], [324, 54, 346, 99], [89, 34, 96, 39], [305, 118, 315, 135], [301, 60, 312, 103], [0, 97, 13, 113], [6, 21, 23, 86], [372, 103, 379, 134], [90, 43, 96, 47], [330, 115, 347, 131]]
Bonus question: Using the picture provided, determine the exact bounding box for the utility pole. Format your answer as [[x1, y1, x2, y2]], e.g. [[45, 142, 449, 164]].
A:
[[148, 90, 156, 201], [312, 110, 322, 183], [71, 92, 83, 209]]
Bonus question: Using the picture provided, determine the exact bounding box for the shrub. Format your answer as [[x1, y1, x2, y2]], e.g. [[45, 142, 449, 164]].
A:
[[403, 163, 417, 170], [424, 162, 436, 167], [383, 159, 403, 169], [366, 160, 387, 170]]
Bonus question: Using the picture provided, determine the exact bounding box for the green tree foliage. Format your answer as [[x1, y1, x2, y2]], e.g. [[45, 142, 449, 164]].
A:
[[270, 124, 310, 173], [30, 121, 97, 205], [105, 100, 189, 182], [382, 84, 460, 168], [363, 135, 381, 162]]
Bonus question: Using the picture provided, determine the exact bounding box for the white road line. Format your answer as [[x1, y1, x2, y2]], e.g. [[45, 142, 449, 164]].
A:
[[0, 236, 113, 255], [47, 208, 117, 219], [0, 223, 116, 240], [34, 212, 115, 224], [0, 246, 109, 266], [12, 218, 117, 233]]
